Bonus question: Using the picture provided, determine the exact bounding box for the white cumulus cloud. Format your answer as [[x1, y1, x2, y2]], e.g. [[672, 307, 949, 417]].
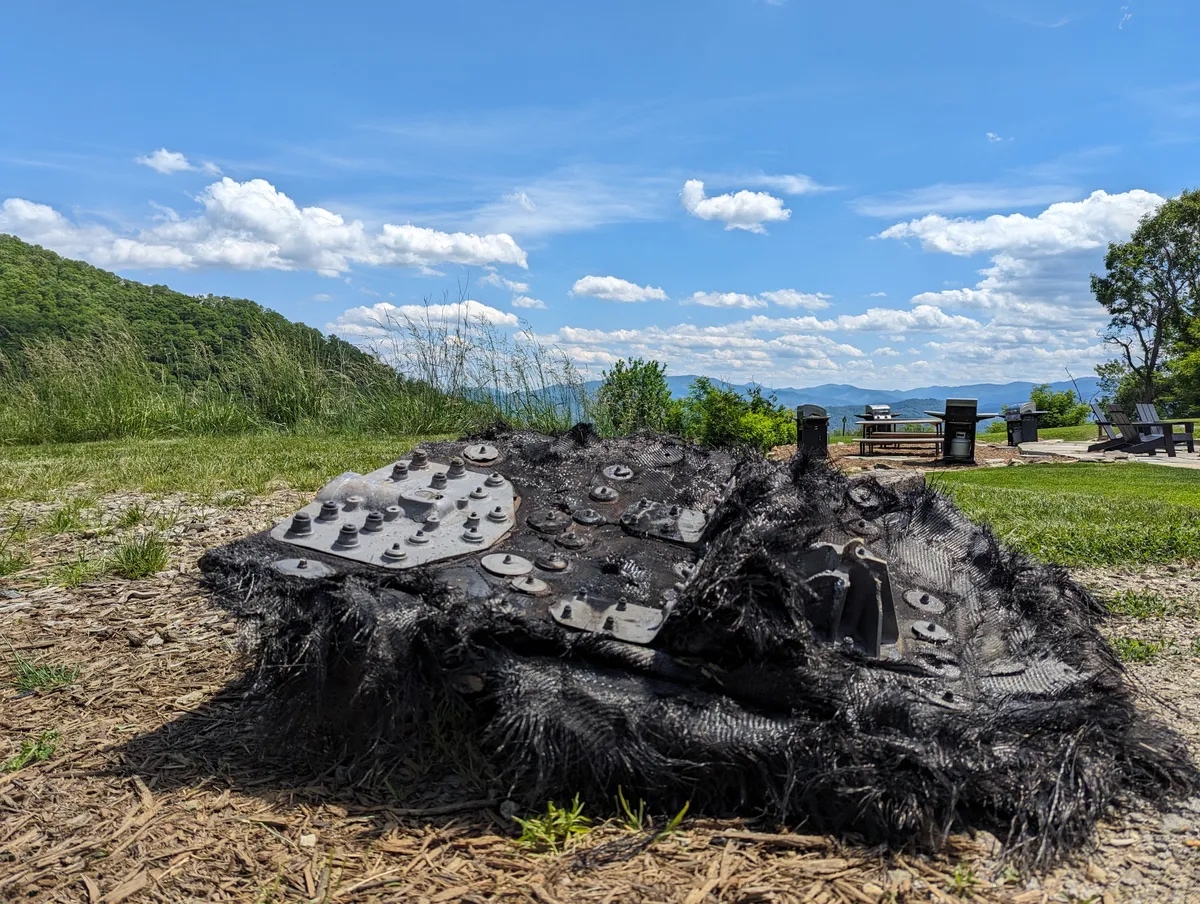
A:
[[512, 295, 546, 309], [879, 189, 1163, 256], [680, 179, 790, 233], [759, 289, 831, 310], [0, 178, 529, 275], [570, 275, 668, 303], [684, 289, 830, 310], [328, 300, 519, 341], [135, 148, 220, 175], [685, 292, 766, 309]]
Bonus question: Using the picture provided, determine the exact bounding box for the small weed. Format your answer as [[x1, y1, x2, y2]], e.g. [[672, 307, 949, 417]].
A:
[[42, 500, 87, 535], [253, 869, 284, 904], [653, 801, 690, 842], [616, 787, 646, 832], [8, 649, 79, 692], [152, 508, 181, 533], [0, 523, 30, 576], [108, 533, 169, 579], [115, 503, 146, 529], [2, 730, 60, 772], [513, 795, 591, 853], [50, 552, 102, 589], [1190, 637, 1200, 657], [999, 865, 1021, 886], [1106, 590, 1181, 618], [213, 489, 252, 508], [1112, 636, 1166, 663], [947, 861, 980, 898]]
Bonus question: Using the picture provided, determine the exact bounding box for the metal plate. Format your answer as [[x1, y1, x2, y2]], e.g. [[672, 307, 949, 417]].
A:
[[463, 443, 500, 464], [528, 509, 572, 534], [549, 592, 670, 644], [269, 459, 516, 569], [619, 499, 707, 546], [481, 553, 534, 577], [602, 464, 635, 481], [572, 508, 604, 526], [904, 590, 947, 615], [271, 558, 335, 579], [511, 575, 550, 595], [911, 621, 952, 644]]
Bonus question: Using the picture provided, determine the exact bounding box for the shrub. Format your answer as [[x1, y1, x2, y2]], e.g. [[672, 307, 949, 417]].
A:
[[1029, 384, 1090, 427], [594, 358, 678, 435], [677, 379, 796, 452]]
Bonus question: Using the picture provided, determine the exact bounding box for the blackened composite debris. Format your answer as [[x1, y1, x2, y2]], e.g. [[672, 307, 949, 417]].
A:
[[198, 425, 1196, 868]]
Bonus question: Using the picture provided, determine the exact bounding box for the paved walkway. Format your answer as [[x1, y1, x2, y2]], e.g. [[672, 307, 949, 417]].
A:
[[1019, 439, 1200, 470]]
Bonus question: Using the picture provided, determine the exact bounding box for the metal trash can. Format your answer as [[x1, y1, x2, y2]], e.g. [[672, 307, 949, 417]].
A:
[[942, 398, 978, 464], [797, 404, 830, 458]]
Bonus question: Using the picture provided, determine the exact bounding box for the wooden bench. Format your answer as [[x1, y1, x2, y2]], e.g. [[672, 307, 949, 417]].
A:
[[858, 434, 943, 457]]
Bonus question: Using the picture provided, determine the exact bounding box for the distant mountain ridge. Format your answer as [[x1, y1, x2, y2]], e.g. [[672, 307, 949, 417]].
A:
[[582, 375, 1103, 423]]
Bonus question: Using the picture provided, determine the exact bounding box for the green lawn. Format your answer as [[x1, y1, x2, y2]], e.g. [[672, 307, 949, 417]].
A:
[[978, 424, 1103, 443], [933, 463, 1200, 566], [0, 433, 439, 501], [4, 435, 1199, 571]]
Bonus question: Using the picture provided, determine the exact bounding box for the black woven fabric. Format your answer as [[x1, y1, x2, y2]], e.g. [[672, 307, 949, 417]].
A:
[[199, 427, 1195, 867]]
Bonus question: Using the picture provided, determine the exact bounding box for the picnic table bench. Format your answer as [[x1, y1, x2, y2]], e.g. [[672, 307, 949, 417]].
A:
[[856, 418, 943, 457]]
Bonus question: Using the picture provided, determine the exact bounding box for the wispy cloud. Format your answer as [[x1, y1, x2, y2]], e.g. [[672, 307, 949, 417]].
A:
[[736, 173, 835, 195], [469, 166, 671, 238], [1119, 4, 1132, 29], [853, 182, 1078, 217], [135, 148, 220, 175]]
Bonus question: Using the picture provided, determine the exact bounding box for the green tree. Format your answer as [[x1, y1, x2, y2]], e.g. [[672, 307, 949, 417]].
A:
[[1091, 188, 1200, 405], [594, 358, 678, 434], [1029, 384, 1090, 427], [676, 378, 796, 452]]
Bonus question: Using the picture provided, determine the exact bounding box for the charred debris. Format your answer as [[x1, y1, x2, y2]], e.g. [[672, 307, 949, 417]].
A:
[[199, 425, 1195, 867]]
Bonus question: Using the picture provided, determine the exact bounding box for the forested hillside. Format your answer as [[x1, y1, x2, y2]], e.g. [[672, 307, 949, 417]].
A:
[[0, 234, 373, 382]]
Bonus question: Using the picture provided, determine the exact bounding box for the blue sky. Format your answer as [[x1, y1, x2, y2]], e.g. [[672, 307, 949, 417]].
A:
[[2, 0, 1198, 389]]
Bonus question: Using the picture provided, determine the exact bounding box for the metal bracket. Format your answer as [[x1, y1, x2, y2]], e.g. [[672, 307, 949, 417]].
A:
[[796, 539, 900, 657]]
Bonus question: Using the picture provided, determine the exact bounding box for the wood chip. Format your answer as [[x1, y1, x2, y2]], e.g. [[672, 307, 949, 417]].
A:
[[99, 870, 148, 904]]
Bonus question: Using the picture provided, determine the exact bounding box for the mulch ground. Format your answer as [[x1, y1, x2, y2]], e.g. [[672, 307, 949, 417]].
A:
[[2, 490, 1198, 903]]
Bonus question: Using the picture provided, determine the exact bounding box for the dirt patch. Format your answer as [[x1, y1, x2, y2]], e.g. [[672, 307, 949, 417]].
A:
[[2, 492, 1199, 902]]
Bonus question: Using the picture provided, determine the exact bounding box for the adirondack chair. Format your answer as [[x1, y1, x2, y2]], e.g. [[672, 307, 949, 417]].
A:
[[1135, 402, 1196, 453], [1087, 401, 1125, 452], [1106, 406, 1194, 457], [1135, 403, 1163, 441]]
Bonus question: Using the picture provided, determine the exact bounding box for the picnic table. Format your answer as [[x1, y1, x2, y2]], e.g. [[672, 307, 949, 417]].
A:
[[855, 417, 945, 456]]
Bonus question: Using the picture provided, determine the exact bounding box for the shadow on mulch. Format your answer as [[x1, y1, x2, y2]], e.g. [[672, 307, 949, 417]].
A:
[[108, 676, 505, 832]]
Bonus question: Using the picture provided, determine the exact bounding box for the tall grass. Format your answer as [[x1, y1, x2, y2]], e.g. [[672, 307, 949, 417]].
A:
[[0, 301, 591, 445], [361, 299, 592, 434]]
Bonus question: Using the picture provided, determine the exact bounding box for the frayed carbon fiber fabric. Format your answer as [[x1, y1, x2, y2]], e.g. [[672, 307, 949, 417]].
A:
[[199, 426, 1195, 867]]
